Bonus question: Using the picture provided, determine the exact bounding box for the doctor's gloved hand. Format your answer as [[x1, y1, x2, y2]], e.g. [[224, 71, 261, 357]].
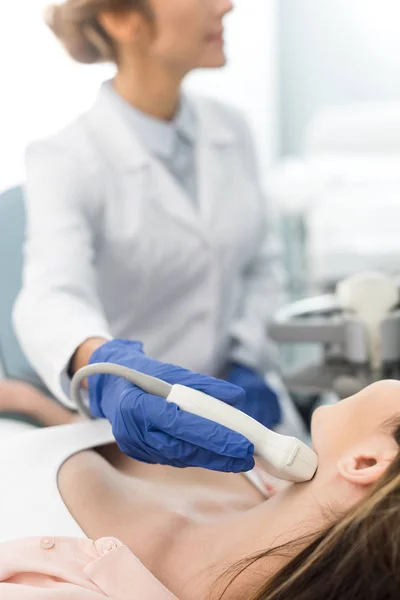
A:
[[227, 364, 282, 429], [88, 340, 255, 473]]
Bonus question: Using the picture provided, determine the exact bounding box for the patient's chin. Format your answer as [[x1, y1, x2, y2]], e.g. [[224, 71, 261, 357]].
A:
[[309, 404, 337, 456], [310, 404, 327, 434]]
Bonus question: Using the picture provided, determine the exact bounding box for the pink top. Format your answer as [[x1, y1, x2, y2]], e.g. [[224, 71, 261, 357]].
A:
[[0, 536, 178, 599]]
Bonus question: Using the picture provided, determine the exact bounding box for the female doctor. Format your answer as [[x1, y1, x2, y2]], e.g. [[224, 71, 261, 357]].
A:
[[12, 0, 296, 472]]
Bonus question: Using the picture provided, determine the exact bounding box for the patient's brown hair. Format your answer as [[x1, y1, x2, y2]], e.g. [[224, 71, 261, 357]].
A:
[[46, 0, 150, 64], [222, 417, 400, 600]]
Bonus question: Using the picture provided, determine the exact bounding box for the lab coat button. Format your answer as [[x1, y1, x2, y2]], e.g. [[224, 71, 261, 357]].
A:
[[40, 537, 55, 550]]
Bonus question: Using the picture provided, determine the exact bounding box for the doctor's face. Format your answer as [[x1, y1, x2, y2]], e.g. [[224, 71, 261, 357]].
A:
[[146, 0, 233, 72]]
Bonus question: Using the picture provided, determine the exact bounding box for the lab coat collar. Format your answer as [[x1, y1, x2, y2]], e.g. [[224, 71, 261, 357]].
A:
[[86, 82, 236, 173], [87, 84, 149, 171], [85, 82, 237, 238], [191, 95, 237, 147], [101, 80, 196, 159], [176, 94, 197, 144]]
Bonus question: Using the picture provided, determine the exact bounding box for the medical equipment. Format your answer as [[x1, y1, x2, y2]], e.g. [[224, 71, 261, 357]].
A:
[[71, 363, 318, 483], [85, 340, 256, 473], [268, 272, 400, 398]]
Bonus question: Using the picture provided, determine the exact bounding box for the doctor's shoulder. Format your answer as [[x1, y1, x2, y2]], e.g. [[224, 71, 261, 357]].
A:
[[25, 113, 103, 212], [26, 112, 99, 181]]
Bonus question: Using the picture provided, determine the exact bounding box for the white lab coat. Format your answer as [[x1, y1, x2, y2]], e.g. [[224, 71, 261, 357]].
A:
[[13, 86, 286, 408]]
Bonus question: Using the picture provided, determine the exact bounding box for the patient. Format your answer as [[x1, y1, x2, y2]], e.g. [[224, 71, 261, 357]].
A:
[[1, 380, 398, 599], [0, 379, 77, 425]]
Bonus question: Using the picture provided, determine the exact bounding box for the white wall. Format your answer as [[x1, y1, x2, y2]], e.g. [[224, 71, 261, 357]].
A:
[[279, 0, 400, 154], [186, 0, 278, 174], [0, 0, 277, 192], [0, 0, 113, 192]]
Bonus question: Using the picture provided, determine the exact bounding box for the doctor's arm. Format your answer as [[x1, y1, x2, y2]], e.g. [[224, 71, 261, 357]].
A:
[[12, 141, 255, 472], [13, 141, 112, 407]]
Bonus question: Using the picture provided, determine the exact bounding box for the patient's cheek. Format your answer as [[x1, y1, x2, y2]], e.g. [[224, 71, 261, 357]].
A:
[[310, 404, 338, 451], [310, 404, 327, 430]]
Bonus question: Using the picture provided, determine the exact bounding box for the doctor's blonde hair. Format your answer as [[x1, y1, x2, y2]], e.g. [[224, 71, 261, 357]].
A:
[[219, 416, 400, 600], [46, 0, 150, 64]]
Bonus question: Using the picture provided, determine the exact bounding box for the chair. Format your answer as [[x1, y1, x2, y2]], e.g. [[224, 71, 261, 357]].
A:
[[0, 186, 45, 391]]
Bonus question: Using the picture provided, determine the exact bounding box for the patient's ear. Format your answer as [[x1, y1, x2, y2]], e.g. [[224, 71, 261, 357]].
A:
[[337, 447, 395, 486]]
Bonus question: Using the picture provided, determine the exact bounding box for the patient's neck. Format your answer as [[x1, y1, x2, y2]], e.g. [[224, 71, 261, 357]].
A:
[[165, 465, 347, 599]]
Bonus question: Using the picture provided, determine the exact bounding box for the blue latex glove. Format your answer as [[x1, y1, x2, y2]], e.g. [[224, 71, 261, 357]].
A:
[[88, 340, 255, 473], [227, 364, 282, 428]]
